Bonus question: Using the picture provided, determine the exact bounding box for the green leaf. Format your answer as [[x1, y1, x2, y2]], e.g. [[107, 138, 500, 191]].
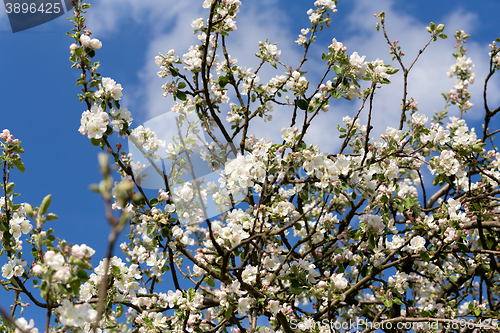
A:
[[360, 265, 368, 277], [170, 67, 179, 77], [404, 197, 413, 209], [188, 288, 196, 301], [225, 306, 233, 321], [369, 235, 376, 249], [40, 194, 52, 216], [297, 99, 308, 110], [351, 190, 357, 200], [46, 213, 58, 221], [206, 276, 215, 287], [397, 203, 404, 213], [112, 99, 121, 110], [430, 22, 436, 31], [40, 280, 49, 299], [25, 203, 33, 218], [386, 67, 399, 75], [13, 160, 25, 173], [472, 144, 484, 153], [90, 138, 101, 146], [147, 224, 155, 236], [55, 283, 69, 294], [176, 91, 187, 101], [149, 198, 159, 206], [161, 227, 170, 238], [393, 298, 403, 305], [218, 76, 229, 88], [116, 304, 124, 318], [289, 280, 303, 295], [437, 24, 445, 32], [420, 251, 430, 263], [77, 270, 89, 281], [457, 243, 468, 252], [384, 299, 392, 307], [111, 265, 122, 278], [332, 90, 342, 99], [177, 81, 187, 89], [333, 65, 343, 76], [9, 278, 19, 288], [13, 145, 24, 154]]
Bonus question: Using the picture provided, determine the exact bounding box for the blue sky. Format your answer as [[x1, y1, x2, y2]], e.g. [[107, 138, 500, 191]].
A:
[[0, 0, 499, 329]]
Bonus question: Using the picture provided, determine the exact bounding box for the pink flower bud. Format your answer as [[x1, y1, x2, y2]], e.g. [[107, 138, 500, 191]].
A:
[[32, 265, 43, 275]]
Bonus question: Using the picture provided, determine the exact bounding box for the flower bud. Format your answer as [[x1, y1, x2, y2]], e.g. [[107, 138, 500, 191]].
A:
[[32, 264, 43, 275]]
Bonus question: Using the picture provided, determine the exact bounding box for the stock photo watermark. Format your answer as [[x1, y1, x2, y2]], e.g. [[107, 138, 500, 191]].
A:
[[290, 317, 500, 331], [3, 0, 73, 32], [128, 110, 240, 225]]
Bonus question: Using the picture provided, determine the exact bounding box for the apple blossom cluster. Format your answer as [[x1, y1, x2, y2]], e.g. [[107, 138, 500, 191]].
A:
[[279, 260, 321, 285], [182, 45, 205, 72], [179, 1, 242, 73], [489, 40, 500, 68], [69, 34, 102, 56], [286, 71, 309, 95], [329, 37, 346, 53], [202, 0, 241, 32], [444, 30, 475, 113], [257, 40, 281, 63], [306, 0, 337, 26], [295, 28, 310, 46], [78, 104, 110, 139], [57, 299, 97, 329], [130, 125, 166, 155], [109, 107, 133, 133], [95, 77, 123, 101], [79, 33, 101, 49], [8, 209, 32, 244], [1, 256, 27, 280], [155, 49, 181, 79], [220, 152, 267, 195]]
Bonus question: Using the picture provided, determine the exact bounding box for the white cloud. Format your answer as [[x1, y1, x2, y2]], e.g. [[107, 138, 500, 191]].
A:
[[85, 0, 200, 36], [299, 0, 496, 154], [86, 0, 498, 157], [128, 0, 304, 147]]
